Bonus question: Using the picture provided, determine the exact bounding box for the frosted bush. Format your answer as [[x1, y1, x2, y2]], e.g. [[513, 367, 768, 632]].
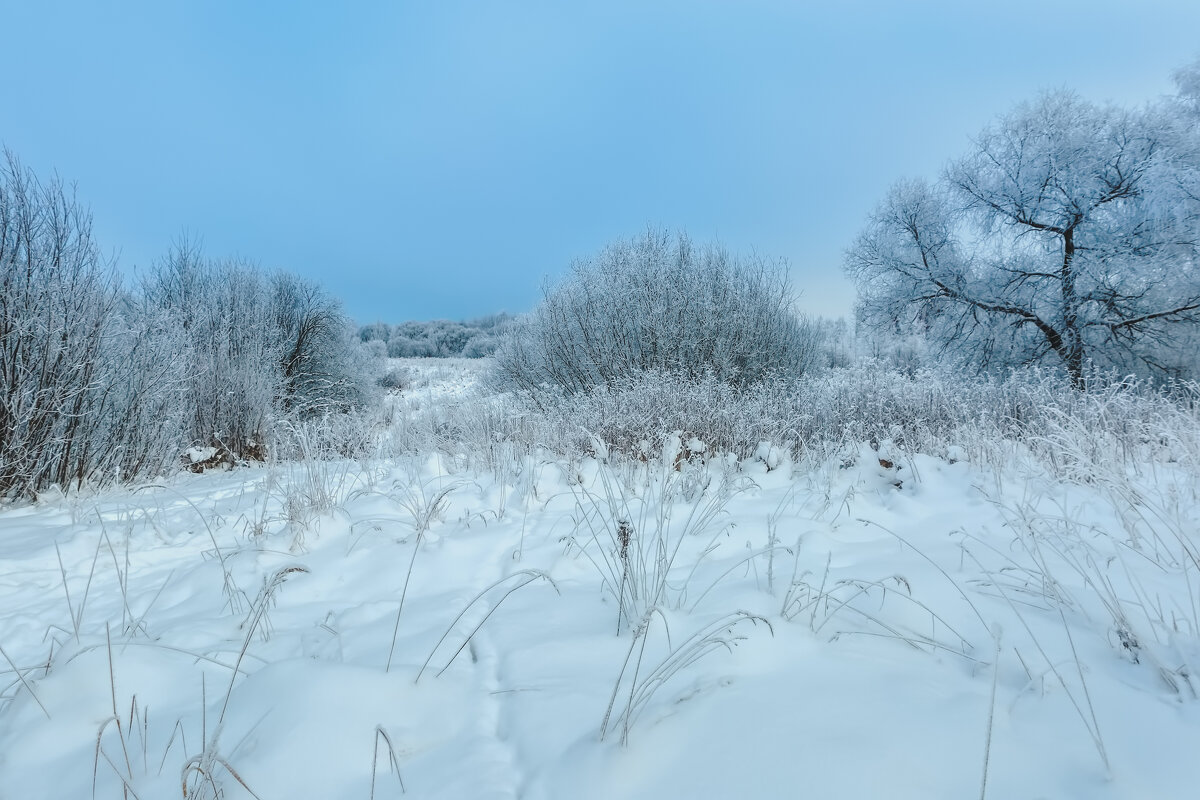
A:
[[493, 229, 820, 397], [143, 240, 382, 462]]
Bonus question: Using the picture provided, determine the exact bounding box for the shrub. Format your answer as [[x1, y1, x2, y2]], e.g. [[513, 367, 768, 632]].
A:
[[378, 366, 410, 391], [493, 228, 819, 397], [143, 240, 382, 461], [271, 270, 380, 415], [461, 334, 500, 358]]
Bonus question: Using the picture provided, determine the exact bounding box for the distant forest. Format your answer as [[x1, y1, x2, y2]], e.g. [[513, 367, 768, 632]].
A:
[[358, 313, 514, 358]]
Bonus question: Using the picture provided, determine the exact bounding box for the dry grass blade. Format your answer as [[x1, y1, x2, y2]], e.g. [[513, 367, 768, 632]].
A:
[[0, 643, 50, 720], [416, 570, 559, 682], [222, 565, 309, 722], [980, 629, 1001, 800], [963, 548, 1111, 773], [181, 750, 263, 800], [686, 543, 793, 613], [568, 463, 738, 632], [64, 640, 251, 675], [177, 566, 305, 800], [384, 479, 461, 672], [55, 532, 105, 640], [93, 716, 118, 798], [601, 609, 772, 745], [213, 756, 261, 799], [599, 608, 663, 742], [95, 738, 143, 800], [858, 518, 990, 636], [384, 527, 424, 673], [134, 484, 248, 613], [158, 719, 189, 777], [99, 623, 135, 799], [370, 725, 406, 798]]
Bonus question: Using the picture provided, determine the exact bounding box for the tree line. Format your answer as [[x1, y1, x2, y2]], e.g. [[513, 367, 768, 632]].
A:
[[358, 314, 513, 359], [0, 152, 379, 500], [3, 58, 1197, 498]]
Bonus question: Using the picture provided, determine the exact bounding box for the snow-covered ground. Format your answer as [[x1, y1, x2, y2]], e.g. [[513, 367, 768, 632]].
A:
[[2, 362, 1198, 798]]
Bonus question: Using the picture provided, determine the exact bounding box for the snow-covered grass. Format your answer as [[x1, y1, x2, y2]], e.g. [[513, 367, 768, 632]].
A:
[[2, 362, 1199, 798]]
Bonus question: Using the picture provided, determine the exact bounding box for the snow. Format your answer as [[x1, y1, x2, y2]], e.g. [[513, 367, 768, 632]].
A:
[[185, 446, 219, 465], [2, 365, 1199, 798]]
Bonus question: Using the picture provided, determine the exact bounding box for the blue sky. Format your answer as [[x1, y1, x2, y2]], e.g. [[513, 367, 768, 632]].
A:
[[3, 1, 1198, 323]]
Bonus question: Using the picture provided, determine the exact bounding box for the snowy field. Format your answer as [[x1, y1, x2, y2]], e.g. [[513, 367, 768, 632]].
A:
[[2, 360, 1199, 799]]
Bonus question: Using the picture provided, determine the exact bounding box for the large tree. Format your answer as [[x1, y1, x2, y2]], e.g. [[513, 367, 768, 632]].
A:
[[846, 79, 1200, 387]]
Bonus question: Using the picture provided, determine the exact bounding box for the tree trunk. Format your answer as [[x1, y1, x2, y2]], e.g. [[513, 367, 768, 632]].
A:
[[1060, 228, 1085, 389]]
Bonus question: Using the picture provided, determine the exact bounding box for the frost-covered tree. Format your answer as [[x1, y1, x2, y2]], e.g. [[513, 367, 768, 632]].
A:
[[143, 243, 280, 458], [358, 321, 391, 344], [271, 270, 375, 414], [143, 241, 379, 460], [847, 84, 1200, 386], [386, 335, 433, 358], [461, 334, 500, 358], [0, 151, 187, 498], [494, 228, 818, 396], [428, 321, 473, 357], [1175, 58, 1200, 119], [0, 151, 382, 496], [0, 150, 118, 495], [92, 295, 190, 482]]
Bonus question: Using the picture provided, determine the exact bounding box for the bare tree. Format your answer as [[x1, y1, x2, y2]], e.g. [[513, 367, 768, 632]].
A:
[[271, 270, 375, 414], [0, 152, 381, 497], [1175, 57, 1200, 118], [143, 242, 282, 459], [0, 151, 187, 498], [847, 86, 1200, 387], [144, 241, 380, 461]]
